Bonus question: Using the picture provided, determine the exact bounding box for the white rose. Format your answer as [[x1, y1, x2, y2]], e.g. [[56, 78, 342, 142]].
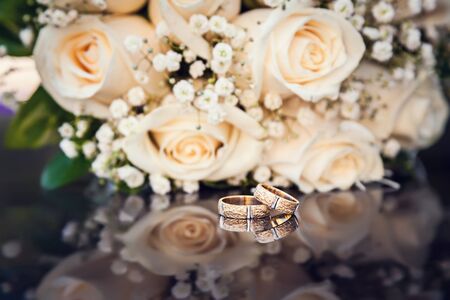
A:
[[148, 0, 241, 59], [234, 4, 365, 102], [120, 204, 260, 275], [265, 119, 384, 193], [51, 0, 146, 13], [295, 189, 381, 258], [123, 104, 265, 181], [358, 63, 449, 149], [34, 15, 167, 119]]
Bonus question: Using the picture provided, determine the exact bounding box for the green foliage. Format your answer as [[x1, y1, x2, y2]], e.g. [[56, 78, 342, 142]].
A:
[[41, 152, 91, 190], [0, 0, 36, 56], [4, 87, 72, 149]]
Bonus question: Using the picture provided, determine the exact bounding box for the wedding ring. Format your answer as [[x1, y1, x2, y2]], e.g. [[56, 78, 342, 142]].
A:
[[219, 216, 271, 232], [254, 183, 300, 214], [218, 195, 270, 219], [253, 214, 299, 243]]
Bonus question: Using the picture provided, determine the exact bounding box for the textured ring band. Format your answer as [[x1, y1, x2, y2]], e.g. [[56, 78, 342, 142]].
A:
[[254, 183, 300, 214], [253, 214, 299, 243], [218, 195, 270, 219], [219, 216, 271, 232]]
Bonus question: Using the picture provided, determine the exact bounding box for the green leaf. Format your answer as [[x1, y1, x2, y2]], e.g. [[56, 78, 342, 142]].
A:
[[41, 152, 91, 190], [4, 87, 72, 149], [0, 0, 32, 33], [0, 26, 31, 56]]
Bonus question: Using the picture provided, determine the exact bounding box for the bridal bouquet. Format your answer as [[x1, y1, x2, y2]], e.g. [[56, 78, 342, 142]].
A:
[[1, 0, 449, 194]]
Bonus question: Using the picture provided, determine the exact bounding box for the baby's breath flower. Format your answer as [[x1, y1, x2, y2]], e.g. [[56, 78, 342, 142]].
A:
[[166, 50, 183, 72], [117, 165, 145, 188], [214, 77, 234, 96], [82, 141, 96, 159], [247, 106, 264, 121], [123, 35, 143, 54], [58, 123, 74, 138], [207, 104, 226, 125], [372, 1, 395, 23], [152, 53, 167, 72], [195, 89, 219, 110], [212, 43, 233, 62], [263, 93, 282, 110], [332, 0, 355, 18], [150, 173, 171, 195], [127, 86, 147, 106], [266, 120, 286, 138], [96, 124, 114, 143], [362, 27, 381, 40], [189, 14, 209, 35], [209, 15, 228, 34], [189, 60, 206, 78], [134, 70, 149, 84], [183, 49, 196, 63], [210, 59, 231, 75], [173, 80, 195, 103], [156, 21, 170, 38], [264, 0, 284, 8], [109, 99, 129, 119], [60, 139, 78, 158], [182, 180, 200, 194], [383, 138, 401, 158], [371, 40, 393, 62], [118, 116, 139, 137]]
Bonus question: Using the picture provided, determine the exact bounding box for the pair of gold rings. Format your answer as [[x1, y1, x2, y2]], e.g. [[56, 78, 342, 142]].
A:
[[218, 183, 300, 219]]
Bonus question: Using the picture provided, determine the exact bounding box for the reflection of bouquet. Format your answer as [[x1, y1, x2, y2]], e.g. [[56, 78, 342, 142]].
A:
[[1, 0, 449, 194]]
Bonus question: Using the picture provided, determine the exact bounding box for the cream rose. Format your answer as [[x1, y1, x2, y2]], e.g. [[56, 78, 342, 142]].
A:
[[358, 63, 449, 149], [234, 3, 365, 102], [120, 205, 260, 275], [123, 103, 265, 181], [34, 15, 167, 119], [295, 189, 381, 258], [266, 120, 384, 193], [52, 0, 146, 14], [149, 0, 241, 59]]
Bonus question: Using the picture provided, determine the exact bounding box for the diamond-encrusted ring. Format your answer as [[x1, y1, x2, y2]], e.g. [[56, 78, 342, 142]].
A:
[[218, 195, 270, 219]]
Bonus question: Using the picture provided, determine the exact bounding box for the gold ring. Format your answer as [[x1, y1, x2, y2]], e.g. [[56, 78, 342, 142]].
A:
[[253, 214, 299, 243], [218, 195, 270, 219], [219, 216, 271, 232], [254, 183, 300, 214]]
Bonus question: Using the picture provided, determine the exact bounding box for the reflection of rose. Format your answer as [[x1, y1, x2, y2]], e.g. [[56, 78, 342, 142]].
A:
[[36, 252, 168, 300], [34, 16, 166, 118], [149, 0, 241, 59], [281, 283, 340, 300], [52, 0, 146, 13], [121, 205, 260, 275], [123, 104, 265, 181], [296, 189, 381, 258], [356, 184, 443, 269], [235, 3, 365, 101], [38, 277, 104, 300], [266, 120, 383, 193], [359, 63, 448, 149]]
